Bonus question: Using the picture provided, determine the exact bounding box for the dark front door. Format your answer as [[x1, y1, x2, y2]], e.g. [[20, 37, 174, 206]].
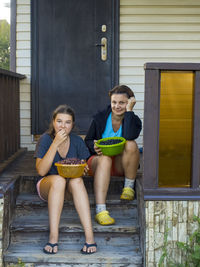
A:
[[31, 0, 119, 134]]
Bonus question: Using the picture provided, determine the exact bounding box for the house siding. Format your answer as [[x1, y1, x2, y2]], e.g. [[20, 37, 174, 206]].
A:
[[16, 0, 200, 150], [16, 0, 33, 150]]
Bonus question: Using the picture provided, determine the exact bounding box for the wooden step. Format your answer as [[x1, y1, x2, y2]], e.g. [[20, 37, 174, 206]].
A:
[[15, 204, 138, 220], [16, 193, 137, 209], [5, 192, 141, 266], [11, 212, 139, 234], [19, 175, 129, 195], [11, 231, 140, 246], [4, 242, 143, 266], [3, 150, 143, 266]]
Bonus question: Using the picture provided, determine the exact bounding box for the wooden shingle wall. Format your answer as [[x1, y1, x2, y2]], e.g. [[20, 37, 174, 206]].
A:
[[16, 0, 200, 150], [145, 200, 200, 266]]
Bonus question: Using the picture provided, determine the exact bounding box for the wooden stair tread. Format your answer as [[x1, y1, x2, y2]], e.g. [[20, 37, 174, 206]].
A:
[[15, 207, 137, 218], [16, 192, 137, 207], [11, 215, 139, 233], [11, 232, 140, 244], [4, 242, 143, 265]]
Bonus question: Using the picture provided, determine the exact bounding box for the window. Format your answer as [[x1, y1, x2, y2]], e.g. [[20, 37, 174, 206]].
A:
[[159, 72, 194, 187], [143, 63, 200, 199]]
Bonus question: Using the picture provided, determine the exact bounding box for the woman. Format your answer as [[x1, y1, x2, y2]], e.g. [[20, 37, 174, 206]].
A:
[[85, 85, 142, 226], [35, 104, 97, 254]]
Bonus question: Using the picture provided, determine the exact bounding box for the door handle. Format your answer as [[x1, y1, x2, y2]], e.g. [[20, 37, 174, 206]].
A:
[[95, 37, 107, 61]]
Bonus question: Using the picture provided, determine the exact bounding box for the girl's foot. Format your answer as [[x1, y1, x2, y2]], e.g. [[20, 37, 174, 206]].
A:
[[81, 242, 97, 254]]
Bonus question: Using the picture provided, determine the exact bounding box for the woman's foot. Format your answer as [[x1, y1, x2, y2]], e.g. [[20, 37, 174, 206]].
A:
[[95, 210, 115, 225], [120, 187, 135, 201]]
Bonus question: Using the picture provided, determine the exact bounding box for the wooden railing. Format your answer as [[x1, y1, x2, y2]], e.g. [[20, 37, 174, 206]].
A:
[[0, 68, 25, 164]]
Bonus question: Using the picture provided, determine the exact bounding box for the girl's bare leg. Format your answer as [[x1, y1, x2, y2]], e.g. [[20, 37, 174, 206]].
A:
[[39, 175, 67, 253], [68, 177, 97, 253]]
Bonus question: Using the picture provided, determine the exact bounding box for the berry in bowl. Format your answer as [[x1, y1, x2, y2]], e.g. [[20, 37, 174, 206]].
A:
[[55, 158, 87, 178], [95, 137, 126, 156]]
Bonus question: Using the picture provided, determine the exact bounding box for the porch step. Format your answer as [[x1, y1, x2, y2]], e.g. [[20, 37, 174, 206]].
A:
[[16, 192, 137, 208], [4, 192, 142, 266], [19, 175, 127, 195], [3, 151, 143, 266], [4, 243, 142, 266]]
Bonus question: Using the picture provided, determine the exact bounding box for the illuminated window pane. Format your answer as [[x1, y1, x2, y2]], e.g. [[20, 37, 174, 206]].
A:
[[159, 71, 194, 187]]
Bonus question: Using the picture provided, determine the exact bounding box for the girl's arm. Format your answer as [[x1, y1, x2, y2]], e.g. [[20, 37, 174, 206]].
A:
[[36, 130, 68, 176], [36, 142, 58, 176]]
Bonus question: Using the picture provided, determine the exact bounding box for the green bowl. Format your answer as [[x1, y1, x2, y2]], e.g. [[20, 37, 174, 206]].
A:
[[96, 137, 126, 156]]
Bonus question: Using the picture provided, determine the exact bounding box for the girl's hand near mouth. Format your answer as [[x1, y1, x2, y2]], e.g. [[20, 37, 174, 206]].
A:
[[53, 129, 68, 147]]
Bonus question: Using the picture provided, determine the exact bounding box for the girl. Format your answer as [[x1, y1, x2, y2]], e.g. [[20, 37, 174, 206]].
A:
[[35, 104, 97, 254]]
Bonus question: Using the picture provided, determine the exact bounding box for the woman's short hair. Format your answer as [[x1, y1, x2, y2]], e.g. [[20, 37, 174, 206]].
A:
[[47, 104, 75, 138], [108, 85, 135, 99]]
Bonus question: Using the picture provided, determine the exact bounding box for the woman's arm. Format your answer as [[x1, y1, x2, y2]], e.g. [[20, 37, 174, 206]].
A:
[[36, 130, 68, 176], [122, 96, 142, 140], [85, 120, 97, 155], [123, 112, 142, 140]]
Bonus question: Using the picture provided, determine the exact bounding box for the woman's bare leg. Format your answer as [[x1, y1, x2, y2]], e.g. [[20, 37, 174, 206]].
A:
[[68, 177, 96, 253], [114, 140, 139, 180], [122, 141, 139, 179], [92, 155, 112, 204], [39, 175, 67, 253]]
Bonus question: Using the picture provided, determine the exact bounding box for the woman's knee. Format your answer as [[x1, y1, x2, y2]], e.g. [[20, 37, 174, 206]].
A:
[[124, 140, 139, 154], [97, 155, 112, 168]]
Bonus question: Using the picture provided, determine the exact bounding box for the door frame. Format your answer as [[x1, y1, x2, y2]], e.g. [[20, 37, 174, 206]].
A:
[[31, 0, 119, 134]]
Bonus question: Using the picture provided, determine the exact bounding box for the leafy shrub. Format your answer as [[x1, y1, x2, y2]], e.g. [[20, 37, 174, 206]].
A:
[[159, 216, 200, 267]]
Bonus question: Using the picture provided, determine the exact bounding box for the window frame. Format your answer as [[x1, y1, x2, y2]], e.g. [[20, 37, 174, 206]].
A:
[[143, 63, 200, 200]]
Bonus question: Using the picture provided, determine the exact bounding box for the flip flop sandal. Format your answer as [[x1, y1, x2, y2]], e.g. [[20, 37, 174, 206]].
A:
[[81, 242, 97, 254], [43, 242, 58, 254]]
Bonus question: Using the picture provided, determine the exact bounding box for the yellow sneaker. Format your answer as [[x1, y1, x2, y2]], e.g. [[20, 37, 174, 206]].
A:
[[120, 187, 135, 201], [95, 210, 115, 225]]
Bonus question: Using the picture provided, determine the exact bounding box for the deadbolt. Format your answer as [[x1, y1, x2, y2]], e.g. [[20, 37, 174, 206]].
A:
[[101, 25, 107, 32]]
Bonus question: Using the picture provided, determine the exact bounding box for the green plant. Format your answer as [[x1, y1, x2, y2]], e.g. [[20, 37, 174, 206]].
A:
[[8, 258, 25, 267], [158, 227, 176, 267], [159, 216, 200, 267], [176, 216, 200, 267], [0, 20, 10, 70]]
